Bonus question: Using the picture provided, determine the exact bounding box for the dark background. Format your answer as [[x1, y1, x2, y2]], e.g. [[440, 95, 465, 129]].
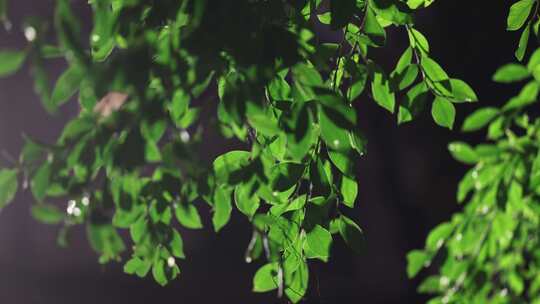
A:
[[0, 1, 522, 303]]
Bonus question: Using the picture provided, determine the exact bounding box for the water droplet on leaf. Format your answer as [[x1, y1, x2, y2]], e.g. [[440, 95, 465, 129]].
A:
[[24, 26, 36, 42], [180, 130, 190, 143], [167, 257, 176, 267]]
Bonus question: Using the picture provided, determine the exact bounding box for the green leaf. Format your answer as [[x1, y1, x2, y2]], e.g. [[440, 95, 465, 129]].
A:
[[317, 12, 331, 25], [328, 150, 354, 177], [269, 133, 287, 161], [0, 50, 26, 77], [340, 175, 358, 208], [152, 259, 168, 286], [515, 23, 531, 61], [234, 184, 260, 218], [247, 114, 280, 137], [363, 7, 386, 47], [124, 257, 152, 278], [268, 76, 291, 101], [169, 89, 190, 121], [396, 48, 413, 74], [407, 0, 435, 9], [144, 142, 161, 162], [503, 81, 539, 110], [0, 169, 18, 209], [31, 204, 64, 224], [508, 271, 525, 295], [431, 97, 455, 129], [253, 262, 279, 292], [292, 63, 323, 87], [56, 0, 83, 56], [448, 142, 478, 164], [507, 0, 535, 31], [309, 157, 331, 197], [398, 82, 429, 124], [271, 194, 307, 216], [170, 229, 185, 258], [41, 45, 64, 59], [450, 79, 478, 102], [286, 103, 317, 160], [425, 222, 453, 251], [124, 257, 144, 275], [113, 204, 144, 229], [59, 116, 95, 143], [406, 250, 429, 278], [78, 78, 97, 110], [462, 107, 500, 132], [319, 104, 354, 151], [87, 223, 125, 263], [192, 72, 214, 98], [395, 64, 419, 91], [175, 204, 203, 229], [304, 225, 332, 262], [370, 0, 413, 25], [32, 60, 55, 114], [177, 108, 200, 129], [417, 276, 441, 294], [371, 66, 395, 113], [421, 57, 449, 82], [284, 259, 309, 303], [20, 137, 45, 165], [346, 62, 368, 101], [141, 120, 166, 143], [408, 28, 430, 54], [90, 0, 115, 61], [130, 217, 148, 244], [493, 64, 531, 83], [213, 151, 250, 184], [530, 150, 540, 189], [31, 162, 51, 201], [212, 187, 232, 232], [349, 128, 367, 156], [338, 216, 365, 254], [392, 48, 418, 91], [136, 260, 152, 278], [51, 65, 84, 108], [527, 48, 540, 70]]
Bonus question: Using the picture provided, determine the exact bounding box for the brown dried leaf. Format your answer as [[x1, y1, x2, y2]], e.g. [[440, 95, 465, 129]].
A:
[[93, 92, 129, 117]]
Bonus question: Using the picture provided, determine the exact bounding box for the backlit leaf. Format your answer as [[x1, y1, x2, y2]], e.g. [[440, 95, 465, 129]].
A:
[[0, 50, 26, 77], [507, 0, 535, 31], [431, 97, 455, 129], [0, 169, 18, 209], [462, 107, 500, 132], [304, 225, 332, 262]]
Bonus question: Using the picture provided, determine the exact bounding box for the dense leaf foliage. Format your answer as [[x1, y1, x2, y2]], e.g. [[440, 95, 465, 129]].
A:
[[407, 1, 540, 303], [8, 0, 536, 302]]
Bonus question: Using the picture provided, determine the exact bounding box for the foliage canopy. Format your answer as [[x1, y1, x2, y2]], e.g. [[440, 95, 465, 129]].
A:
[[0, 0, 539, 303]]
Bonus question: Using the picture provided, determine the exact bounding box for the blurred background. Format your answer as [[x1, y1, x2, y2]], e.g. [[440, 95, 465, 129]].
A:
[[0, 1, 523, 303]]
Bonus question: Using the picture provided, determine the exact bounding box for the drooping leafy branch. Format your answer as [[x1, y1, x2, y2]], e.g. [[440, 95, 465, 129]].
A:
[[0, 0, 476, 302], [407, 1, 540, 303]]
